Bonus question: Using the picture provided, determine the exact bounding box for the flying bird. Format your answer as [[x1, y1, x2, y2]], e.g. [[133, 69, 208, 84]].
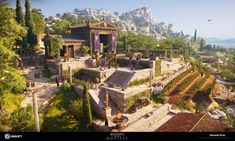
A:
[[207, 19, 213, 22]]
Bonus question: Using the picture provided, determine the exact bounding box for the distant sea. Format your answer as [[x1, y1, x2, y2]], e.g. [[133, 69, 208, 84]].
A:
[[206, 38, 235, 48]]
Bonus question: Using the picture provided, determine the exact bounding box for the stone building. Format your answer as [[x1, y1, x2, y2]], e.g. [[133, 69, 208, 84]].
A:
[[43, 20, 117, 59]]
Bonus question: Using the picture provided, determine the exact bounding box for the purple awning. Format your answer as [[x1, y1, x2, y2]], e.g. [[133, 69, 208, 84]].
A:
[[94, 33, 100, 51], [111, 32, 116, 52]]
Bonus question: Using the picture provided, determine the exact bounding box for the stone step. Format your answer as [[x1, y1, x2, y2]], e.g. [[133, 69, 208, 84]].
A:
[[105, 70, 135, 87]]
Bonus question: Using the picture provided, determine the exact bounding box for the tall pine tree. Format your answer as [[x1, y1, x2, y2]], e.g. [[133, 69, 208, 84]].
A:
[[25, 0, 37, 56], [82, 83, 92, 128], [16, 0, 24, 55], [16, 0, 24, 24], [200, 38, 205, 51], [193, 29, 197, 42]]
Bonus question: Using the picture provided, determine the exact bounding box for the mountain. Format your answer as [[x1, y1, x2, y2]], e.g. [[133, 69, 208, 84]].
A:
[[206, 38, 235, 48], [49, 7, 178, 39]]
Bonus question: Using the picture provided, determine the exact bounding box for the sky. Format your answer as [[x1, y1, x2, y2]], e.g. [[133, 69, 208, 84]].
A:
[[8, 0, 235, 39]]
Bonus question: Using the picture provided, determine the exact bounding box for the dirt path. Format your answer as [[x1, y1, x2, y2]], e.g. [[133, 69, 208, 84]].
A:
[[21, 83, 59, 108]]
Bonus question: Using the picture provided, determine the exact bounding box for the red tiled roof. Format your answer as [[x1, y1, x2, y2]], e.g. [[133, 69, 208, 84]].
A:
[[156, 113, 233, 132]]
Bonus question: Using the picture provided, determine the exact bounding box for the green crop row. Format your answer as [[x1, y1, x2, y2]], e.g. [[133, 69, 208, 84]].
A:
[[163, 68, 192, 93], [189, 73, 210, 98], [177, 72, 200, 92]]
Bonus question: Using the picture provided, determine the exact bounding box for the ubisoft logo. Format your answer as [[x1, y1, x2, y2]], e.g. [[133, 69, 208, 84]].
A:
[[5, 133, 11, 140]]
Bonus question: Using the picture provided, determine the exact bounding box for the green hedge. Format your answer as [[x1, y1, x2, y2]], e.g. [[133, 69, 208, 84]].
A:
[[128, 76, 152, 87], [73, 78, 89, 87], [163, 68, 192, 93], [125, 89, 152, 111], [155, 60, 161, 77], [73, 68, 100, 82], [152, 93, 165, 104], [117, 58, 150, 69]]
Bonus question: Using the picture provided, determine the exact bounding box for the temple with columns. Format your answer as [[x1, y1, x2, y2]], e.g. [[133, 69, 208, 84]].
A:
[[43, 20, 117, 59]]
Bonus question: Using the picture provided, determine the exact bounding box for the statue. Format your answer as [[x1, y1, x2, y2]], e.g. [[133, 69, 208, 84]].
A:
[[104, 91, 109, 108]]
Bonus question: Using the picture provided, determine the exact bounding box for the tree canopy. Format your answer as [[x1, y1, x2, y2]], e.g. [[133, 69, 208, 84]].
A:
[[32, 8, 46, 35], [0, 2, 27, 108]]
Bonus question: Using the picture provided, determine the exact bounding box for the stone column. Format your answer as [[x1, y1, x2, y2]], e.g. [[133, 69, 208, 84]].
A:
[[68, 66, 72, 84], [164, 50, 167, 59], [103, 91, 111, 126], [170, 50, 173, 61], [33, 92, 40, 132], [58, 63, 62, 81], [149, 70, 152, 87]]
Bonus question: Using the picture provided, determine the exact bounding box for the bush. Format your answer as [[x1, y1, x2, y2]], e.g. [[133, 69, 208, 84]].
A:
[[152, 93, 165, 104], [125, 89, 152, 111], [59, 82, 71, 92], [10, 71, 27, 93], [42, 68, 52, 78], [68, 100, 83, 121], [176, 99, 190, 110], [155, 59, 161, 77], [10, 106, 34, 132], [73, 78, 88, 86], [128, 77, 151, 87], [82, 84, 92, 128]]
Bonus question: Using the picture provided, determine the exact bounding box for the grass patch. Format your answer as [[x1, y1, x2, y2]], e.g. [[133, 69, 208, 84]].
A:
[[42, 85, 93, 131]]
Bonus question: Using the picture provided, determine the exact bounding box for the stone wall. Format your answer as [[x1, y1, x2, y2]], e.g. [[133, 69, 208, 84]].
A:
[[73, 85, 106, 118], [129, 68, 152, 83], [122, 104, 172, 132], [60, 59, 86, 71], [161, 58, 181, 74], [103, 86, 153, 113], [22, 56, 45, 66], [102, 87, 125, 112]]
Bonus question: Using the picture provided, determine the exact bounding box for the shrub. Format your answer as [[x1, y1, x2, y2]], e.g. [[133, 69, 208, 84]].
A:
[[155, 59, 161, 77], [125, 89, 152, 110], [73, 78, 88, 86], [68, 100, 83, 121], [82, 84, 92, 128], [176, 99, 190, 110], [128, 77, 152, 87], [59, 82, 71, 92], [42, 68, 52, 78], [10, 106, 34, 132], [152, 93, 165, 104]]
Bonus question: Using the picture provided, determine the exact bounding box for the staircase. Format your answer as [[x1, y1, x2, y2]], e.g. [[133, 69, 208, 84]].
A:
[[89, 88, 120, 117], [105, 70, 135, 87], [97, 88, 120, 115]]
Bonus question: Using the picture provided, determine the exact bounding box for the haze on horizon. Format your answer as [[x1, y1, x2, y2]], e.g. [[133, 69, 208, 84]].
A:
[[8, 0, 235, 39]]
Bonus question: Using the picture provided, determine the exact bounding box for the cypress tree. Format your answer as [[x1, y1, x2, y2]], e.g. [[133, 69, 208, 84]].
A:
[[200, 38, 205, 51], [16, 0, 24, 24], [82, 83, 92, 128], [25, 0, 37, 56], [15, 0, 25, 55], [193, 29, 197, 42]]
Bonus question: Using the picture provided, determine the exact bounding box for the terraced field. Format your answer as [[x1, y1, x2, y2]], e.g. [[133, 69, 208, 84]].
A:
[[163, 69, 211, 105], [168, 74, 203, 104], [165, 70, 197, 96]]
